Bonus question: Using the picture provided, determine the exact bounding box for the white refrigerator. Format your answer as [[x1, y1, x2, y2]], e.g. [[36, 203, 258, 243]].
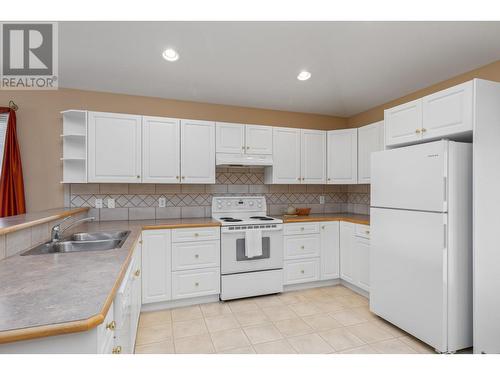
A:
[[370, 140, 472, 353]]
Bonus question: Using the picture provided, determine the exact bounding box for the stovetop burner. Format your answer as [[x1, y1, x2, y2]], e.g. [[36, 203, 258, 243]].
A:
[[250, 216, 274, 221], [221, 218, 243, 222]]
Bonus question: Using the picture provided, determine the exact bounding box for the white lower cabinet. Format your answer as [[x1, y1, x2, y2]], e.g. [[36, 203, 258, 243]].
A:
[[284, 258, 320, 285], [340, 222, 370, 292], [142, 230, 172, 304], [172, 268, 220, 300], [141, 227, 221, 305], [320, 222, 340, 280]]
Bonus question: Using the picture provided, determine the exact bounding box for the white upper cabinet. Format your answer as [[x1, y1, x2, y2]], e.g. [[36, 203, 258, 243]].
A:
[[245, 125, 273, 154], [327, 128, 358, 184], [216, 122, 245, 154], [301, 129, 326, 184], [142, 116, 180, 183], [384, 98, 423, 147], [422, 81, 473, 139], [88, 111, 142, 183], [357, 121, 384, 183], [216, 122, 272, 155], [267, 127, 301, 184], [181, 119, 216, 184], [385, 81, 475, 148]]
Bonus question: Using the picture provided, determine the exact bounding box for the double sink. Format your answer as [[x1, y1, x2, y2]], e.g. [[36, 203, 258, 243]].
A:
[[21, 230, 130, 256]]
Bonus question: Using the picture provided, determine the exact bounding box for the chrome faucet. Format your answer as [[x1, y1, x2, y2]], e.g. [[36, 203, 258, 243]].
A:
[[51, 216, 95, 242]]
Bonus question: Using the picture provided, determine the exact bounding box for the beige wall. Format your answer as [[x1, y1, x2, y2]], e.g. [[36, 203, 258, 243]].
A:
[[0, 88, 347, 212], [347, 60, 500, 128]]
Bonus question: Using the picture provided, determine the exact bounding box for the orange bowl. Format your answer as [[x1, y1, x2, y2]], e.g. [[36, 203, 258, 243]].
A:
[[295, 208, 311, 216]]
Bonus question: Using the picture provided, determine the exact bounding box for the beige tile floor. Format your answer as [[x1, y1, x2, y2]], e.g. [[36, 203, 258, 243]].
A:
[[134, 285, 437, 354]]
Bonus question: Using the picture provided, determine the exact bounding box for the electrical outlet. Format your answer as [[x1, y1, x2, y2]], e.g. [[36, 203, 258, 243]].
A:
[[107, 198, 115, 209], [159, 197, 166, 208], [95, 198, 103, 209], [319, 195, 325, 204]]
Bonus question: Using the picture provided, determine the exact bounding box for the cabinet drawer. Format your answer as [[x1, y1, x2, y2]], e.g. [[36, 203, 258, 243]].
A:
[[284, 234, 320, 260], [284, 258, 320, 285], [172, 268, 220, 300], [284, 222, 320, 235], [172, 240, 220, 271], [172, 226, 220, 243], [354, 224, 371, 239], [97, 303, 115, 354]]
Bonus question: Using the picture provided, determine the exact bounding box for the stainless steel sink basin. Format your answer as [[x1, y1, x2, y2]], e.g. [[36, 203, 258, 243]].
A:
[[21, 230, 130, 256]]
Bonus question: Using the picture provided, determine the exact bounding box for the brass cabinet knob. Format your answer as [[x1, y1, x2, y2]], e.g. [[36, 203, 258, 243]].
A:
[[300, 227, 305, 231], [176, 176, 180, 179], [135, 269, 141, 277], [106, 320, 116, 330], [300, 270, 305, 274], [327, 178, 331, 181], [136, 175, 140, 178], [421, 128, 427, 133], [112, 346, 122, 354], [297, 177, 300, 181], [415, 129, 421, 134], [182, 176, 185, 180], [322, 225, 325, 229], [195, 282, 199, 287], [365, 230, 370, 235], [300, 245, 305, 249], [194, 233, 199, 237], [246, 146, 250, 149]]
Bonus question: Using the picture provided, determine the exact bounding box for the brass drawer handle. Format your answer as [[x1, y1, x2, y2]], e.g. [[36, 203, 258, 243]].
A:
[[106, 320, 116, 330], [112, 346, 122, 354], [415, 129, 421, 134]]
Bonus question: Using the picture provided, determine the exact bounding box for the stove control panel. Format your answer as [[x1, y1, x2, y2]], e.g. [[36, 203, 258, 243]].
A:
[[212, 196, 265, 213]]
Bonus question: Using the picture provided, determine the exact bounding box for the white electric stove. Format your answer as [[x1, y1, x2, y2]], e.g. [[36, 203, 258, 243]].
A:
[[212, 196, 284, 300]]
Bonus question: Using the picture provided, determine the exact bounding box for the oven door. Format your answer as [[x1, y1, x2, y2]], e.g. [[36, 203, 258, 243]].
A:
[[221, 227, 283, 275]]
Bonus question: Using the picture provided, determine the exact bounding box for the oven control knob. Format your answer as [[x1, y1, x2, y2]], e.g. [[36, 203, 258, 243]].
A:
[[249, 201, 254, 206], [226, 202, 231, 206]]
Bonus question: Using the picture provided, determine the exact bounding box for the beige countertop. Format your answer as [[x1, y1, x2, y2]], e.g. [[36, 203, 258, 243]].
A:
[[279, 213, 370, 225], [0, 207, 89, 236], [0, 213, 369, 344]]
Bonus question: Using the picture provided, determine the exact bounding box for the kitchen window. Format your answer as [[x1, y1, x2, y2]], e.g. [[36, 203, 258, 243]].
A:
[[0, 112, 8, 173]]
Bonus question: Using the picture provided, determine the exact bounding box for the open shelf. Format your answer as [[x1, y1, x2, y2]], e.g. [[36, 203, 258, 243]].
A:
[[61, 110, 87, 183]]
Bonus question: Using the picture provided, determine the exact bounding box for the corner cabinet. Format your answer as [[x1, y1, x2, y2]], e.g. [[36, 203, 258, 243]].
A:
[[327, 129, 358, 184], [180, 119, 216, 184], [357, 121, 384, 183], [88, 112, 142, 183], [142, 116, 180, 183]]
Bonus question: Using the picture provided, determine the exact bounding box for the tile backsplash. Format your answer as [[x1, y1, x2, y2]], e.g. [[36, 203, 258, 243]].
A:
[[68, 168, 370, 221]]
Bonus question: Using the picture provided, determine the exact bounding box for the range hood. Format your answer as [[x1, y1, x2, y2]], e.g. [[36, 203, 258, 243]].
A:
[[216, 153, 273, 167]]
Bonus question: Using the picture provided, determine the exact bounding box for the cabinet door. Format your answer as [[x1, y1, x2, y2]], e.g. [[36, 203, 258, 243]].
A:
[[422, 81, 473, 140], [142, 116, 180, 183], [130, 240, 142, 351], [245, 125, 273, 155], [340, 222, 355, 284], [141, 230, 172, 304], [216, 122, 245, 154], [180, 119, 216, 184], [320, 222, 340, 280], [327, 129, 358, 184], [384, 99, 423, 147], [354, 236, 370, 292], [301, 129, 326, 184], [269, 127, 301, 184], [88, 111, 142, 183], [358, 121, 384, 183]]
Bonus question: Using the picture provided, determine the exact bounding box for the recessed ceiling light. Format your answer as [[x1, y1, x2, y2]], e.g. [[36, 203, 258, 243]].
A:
[[297, 71, 311, 81], [162, 48, 179, 62]]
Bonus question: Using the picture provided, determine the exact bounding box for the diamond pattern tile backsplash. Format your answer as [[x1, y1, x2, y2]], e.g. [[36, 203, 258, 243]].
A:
[[68, 167, 370, 221]]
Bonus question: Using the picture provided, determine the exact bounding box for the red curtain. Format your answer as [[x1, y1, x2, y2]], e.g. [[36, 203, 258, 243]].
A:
[[0, 108, 26, 217]]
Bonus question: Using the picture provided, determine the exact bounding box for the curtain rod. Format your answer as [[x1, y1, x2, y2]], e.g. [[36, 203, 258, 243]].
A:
[[8, 100, 18, 111]]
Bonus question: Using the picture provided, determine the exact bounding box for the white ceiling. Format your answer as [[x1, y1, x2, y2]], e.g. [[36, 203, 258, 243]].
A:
[[59, 21, 500, 117]]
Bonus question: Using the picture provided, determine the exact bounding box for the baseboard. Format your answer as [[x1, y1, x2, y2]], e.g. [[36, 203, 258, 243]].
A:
[[340, 280, 370, 298], [141, 294, 220, 312], [283, 278, 340, 292]]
